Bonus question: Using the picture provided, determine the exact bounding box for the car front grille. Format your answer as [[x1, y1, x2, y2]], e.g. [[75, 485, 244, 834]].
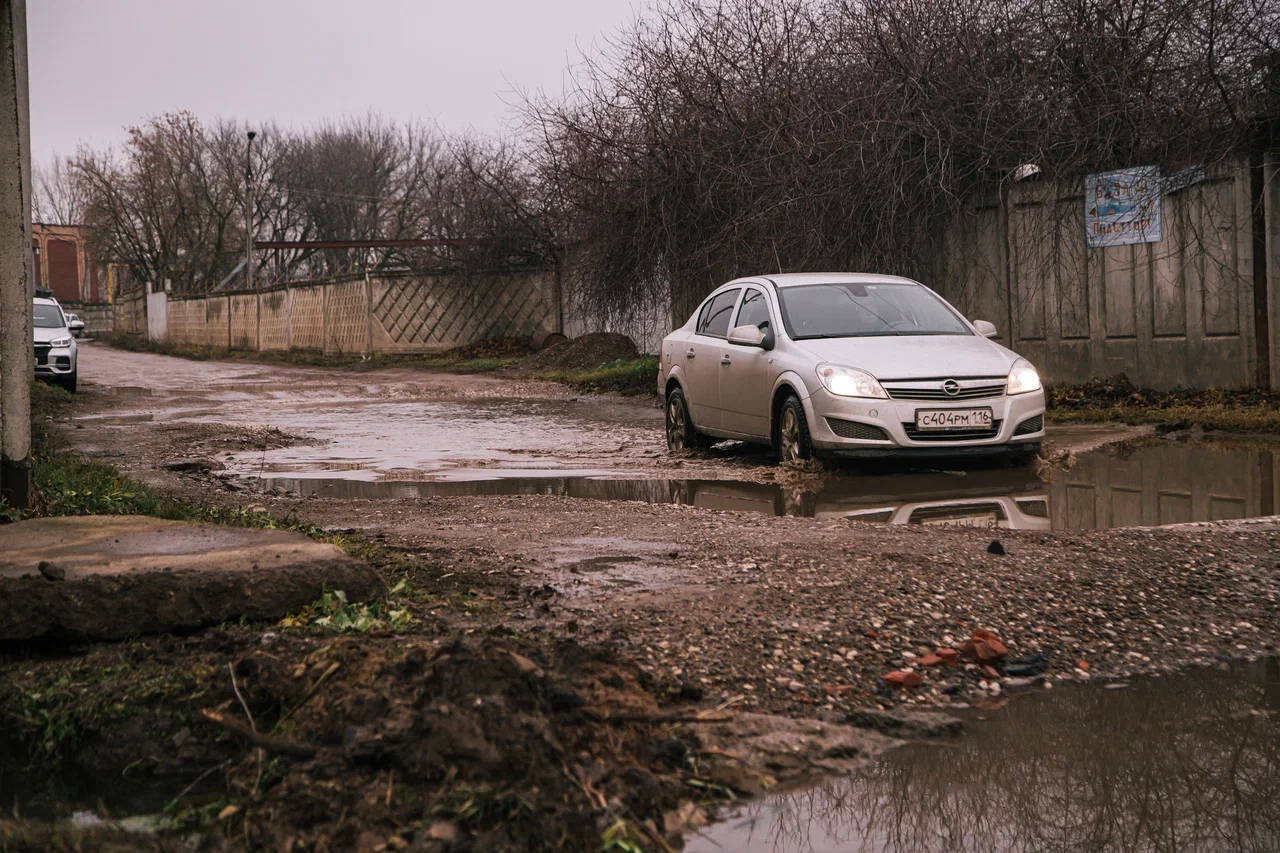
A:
[[34, 343, 51, 366], [826, 418, 890, 441], [902, 421, 1003, 441], [884, 383, 1006, 401], [1012, 414, 1044, 435]]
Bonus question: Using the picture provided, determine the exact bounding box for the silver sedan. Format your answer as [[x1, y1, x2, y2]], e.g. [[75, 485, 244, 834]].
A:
[[658, 273, 1046, 462]]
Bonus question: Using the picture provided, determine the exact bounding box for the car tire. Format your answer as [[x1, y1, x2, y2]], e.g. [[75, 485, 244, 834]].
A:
[[60, 371, 77, 394], [776, 394, 814, 463], [665, 387, 714, 452]]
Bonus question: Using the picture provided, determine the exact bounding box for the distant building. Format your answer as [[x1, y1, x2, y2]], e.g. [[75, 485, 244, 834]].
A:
[[31, 223, 108, 303]]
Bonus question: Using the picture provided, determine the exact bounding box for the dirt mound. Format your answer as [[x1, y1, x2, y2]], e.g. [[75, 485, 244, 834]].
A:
[[2, 634, 703, 852], [517, 332, 639, 373]]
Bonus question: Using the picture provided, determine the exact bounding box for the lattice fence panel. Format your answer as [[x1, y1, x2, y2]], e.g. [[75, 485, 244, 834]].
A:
[[372, 272, 554, 353], [324, 279, 369, 354], [289, 285, 325, 350]]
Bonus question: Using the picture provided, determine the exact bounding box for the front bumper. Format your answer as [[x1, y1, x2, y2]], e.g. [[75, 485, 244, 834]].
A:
[[34, 345, 76, 376], [804, 386, 1045, 456]]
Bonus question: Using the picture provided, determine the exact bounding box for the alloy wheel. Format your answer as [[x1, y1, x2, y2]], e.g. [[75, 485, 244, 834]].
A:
[[780, 408, 800, 462], [667, 398, 686, 450]]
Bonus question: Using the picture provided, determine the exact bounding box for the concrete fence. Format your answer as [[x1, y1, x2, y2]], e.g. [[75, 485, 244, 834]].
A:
[[146, 269, 559, 355], [60, 301, 115, 335], [934, 154, 1280, 391]]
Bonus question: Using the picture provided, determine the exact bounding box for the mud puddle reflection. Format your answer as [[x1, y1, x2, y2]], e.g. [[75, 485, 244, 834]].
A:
[[251, 439, 1280, 532], [688, 656, 1280, 853]]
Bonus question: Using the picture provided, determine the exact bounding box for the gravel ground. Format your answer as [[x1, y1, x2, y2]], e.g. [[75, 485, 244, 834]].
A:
[[272, 492, 1280, 715], [53, 344, 1280, 716]]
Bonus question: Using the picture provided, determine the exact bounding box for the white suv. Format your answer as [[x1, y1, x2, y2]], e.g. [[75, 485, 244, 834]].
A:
[[33, 296, 78, 392]]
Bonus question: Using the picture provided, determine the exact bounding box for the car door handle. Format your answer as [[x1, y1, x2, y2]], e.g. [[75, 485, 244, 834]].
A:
[[686, 348, 696, 359], [720, 354, 732, 365]]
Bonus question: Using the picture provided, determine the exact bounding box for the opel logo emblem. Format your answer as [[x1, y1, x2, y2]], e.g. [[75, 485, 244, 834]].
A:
[[942, 379, 960, 396]]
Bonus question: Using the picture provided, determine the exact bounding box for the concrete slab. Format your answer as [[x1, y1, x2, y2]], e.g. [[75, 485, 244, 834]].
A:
[[0, 515, 383, 640]]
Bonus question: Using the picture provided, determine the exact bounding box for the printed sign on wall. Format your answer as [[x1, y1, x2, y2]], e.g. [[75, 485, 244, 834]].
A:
[[1085, 166, 1162, 247]]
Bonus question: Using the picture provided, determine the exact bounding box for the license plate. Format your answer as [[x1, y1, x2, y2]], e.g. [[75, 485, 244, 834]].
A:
[[920, 512, 1000, 528], [915, 408, 993, 431]]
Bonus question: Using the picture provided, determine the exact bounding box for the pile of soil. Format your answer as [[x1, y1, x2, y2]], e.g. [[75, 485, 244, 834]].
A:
[[0, 632, 715, 852], [516, 333, 639, 374]]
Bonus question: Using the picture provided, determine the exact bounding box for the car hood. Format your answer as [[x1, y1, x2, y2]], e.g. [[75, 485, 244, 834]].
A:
[[34, 327, 71, 344], [792, 334, 1017, 380]]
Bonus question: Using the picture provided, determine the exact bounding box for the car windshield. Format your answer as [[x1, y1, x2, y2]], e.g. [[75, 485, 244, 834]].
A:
[[778, 282, 971, 339], [33, 304, 65, 329]]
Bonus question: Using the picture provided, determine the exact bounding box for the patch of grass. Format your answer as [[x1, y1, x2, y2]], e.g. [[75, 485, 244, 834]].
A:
[[279, 580, 414, 632], [536, 356, 659, 396], [1046, 374, 1280, 433]]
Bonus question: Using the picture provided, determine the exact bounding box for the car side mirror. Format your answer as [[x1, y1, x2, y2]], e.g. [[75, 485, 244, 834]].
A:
[[728, 324, 769, 349], [973, 320, 998, 339]]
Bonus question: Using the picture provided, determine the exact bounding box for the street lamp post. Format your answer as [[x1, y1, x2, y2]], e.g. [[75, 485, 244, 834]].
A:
[[245, 130, 256, 290]]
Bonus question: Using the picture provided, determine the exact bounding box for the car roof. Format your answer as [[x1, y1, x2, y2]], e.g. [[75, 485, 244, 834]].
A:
[[33, 297, 60, 306], [759, 273, 922, 288]]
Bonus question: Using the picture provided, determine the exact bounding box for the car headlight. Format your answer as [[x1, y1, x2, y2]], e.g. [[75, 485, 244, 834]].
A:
[[816, 364, 887, 399], [49, 337, 72, 348], [1006, 358, 1042, 395]]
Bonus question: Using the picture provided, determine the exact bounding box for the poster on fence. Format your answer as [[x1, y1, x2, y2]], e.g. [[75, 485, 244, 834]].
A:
[[1085, 166, 1162, 248]]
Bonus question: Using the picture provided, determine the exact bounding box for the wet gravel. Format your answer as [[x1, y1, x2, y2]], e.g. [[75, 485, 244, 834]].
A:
[[278, 493, 1280, 716]]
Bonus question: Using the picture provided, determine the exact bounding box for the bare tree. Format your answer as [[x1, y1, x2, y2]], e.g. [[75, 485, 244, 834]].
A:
[[73, 112, 555, 293], [526, 0, 1280, 321], [32, 153, 87, 224]]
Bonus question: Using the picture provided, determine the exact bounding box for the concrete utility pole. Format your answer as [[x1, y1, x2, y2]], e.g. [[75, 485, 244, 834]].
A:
[[245, 130, 256, 290], [0, 0, 32, 509]]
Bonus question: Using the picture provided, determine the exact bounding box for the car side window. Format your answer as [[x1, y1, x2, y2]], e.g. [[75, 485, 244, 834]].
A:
[[735, 289, 771, 330], [696, 289, 740, 338]]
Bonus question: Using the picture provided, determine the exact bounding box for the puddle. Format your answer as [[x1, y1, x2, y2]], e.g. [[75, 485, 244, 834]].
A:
[[251, 440, 1280, 531], [197, 397, 663, 475], [689, 656, 1280, 853]]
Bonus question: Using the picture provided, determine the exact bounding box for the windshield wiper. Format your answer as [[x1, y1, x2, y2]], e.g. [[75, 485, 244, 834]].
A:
[[793, 331, 903, 340]]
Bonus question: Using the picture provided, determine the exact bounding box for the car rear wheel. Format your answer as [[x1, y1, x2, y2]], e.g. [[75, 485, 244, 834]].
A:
[[666, 387, 713, 452], [776, 395, 814, 463]]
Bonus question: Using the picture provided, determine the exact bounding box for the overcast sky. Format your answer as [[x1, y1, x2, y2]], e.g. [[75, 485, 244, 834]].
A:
[[29, 0, 640, 165]]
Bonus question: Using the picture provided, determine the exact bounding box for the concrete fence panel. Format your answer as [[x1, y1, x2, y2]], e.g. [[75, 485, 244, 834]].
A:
[[370, 270, 558, 354], [323, 278, 370, 355], [935, 159, 1267, 390], [229, 293, 258, 350], [202, 296, 230, 348], [258, 287, 290, 351], [288, 284, 325, 351], [135, 268, 562, 358]]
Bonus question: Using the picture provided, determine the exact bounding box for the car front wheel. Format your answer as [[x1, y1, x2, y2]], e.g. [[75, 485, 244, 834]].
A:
[[776, 395, 814, 463], [59, 370, 77, 394]]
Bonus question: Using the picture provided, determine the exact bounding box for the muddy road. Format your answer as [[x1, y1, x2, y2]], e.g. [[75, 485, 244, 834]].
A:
[[61, 342, 1280, 706], [10, 342, 1280, 850]]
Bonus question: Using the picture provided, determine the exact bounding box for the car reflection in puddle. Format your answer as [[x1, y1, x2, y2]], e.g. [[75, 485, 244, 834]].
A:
[[253, 465, 1050, 529], [676, 467, 1048, 529]]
